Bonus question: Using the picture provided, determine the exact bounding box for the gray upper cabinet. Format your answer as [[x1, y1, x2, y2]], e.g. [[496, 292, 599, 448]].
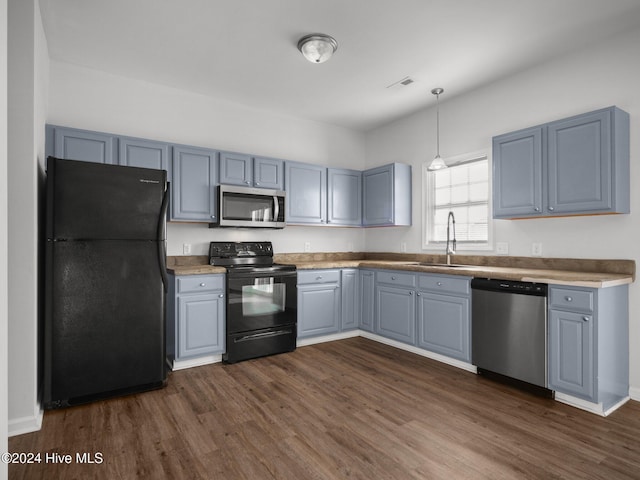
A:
[[362, 163, 412, 226], [493, 106, 629, 219], [219, 152, 252, 186], [285, 161, 327, 224], [327, 168, 362, 226], [220, 153, 284, 190], [254, 156, 284, 190], [119, 137, 171, 180], [171, 146, 218, 222], [46, 125, 116, 164]]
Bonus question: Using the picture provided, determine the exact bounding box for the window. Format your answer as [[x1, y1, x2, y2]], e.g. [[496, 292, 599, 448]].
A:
[[423, 153, 490, 249]]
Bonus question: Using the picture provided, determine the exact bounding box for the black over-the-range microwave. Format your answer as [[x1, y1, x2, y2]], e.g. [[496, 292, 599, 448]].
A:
[[209, 184, 286, 228]]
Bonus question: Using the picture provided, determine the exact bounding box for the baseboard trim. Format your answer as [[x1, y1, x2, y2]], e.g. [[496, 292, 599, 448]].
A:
[[8, 407, 43, 437], [629, 386, 640, 402], [297, 330, 360, 347], [553, 392, 630, 417], [171, 354, 222, 371]]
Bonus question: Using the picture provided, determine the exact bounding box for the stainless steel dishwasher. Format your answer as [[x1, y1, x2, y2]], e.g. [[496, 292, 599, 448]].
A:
[[471, 278, 548, 388]]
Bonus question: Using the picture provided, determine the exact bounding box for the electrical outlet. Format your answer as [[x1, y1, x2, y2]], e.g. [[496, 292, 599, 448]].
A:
[[496, 242, 509, 255], [183, 243, 191, 255], [347, 242, 354, 252], [304, 242, 311, 252], [532, 243, 543, 257], [401, 242, 407, 253]]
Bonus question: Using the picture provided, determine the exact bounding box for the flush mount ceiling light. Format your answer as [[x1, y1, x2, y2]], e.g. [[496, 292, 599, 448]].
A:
[[297, 34, 338, 64], [427, 87, 447, 171]]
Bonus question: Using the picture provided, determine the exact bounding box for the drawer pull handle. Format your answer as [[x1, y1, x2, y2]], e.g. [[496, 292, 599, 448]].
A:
[[565, 296, 572, 302], [200, 283, 206, 287]]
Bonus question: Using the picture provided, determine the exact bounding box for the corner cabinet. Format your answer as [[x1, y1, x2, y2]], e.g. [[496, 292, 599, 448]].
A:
[[493, 106, 629, 219], [548, 284, 628, 411], [167, 274, 225, 367], [362, 163, 412, 226], [171, 146, 218, 222]]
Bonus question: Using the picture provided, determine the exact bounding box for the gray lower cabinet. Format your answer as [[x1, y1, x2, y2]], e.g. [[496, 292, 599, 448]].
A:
[[341, 269, 359, 330], [297, 269, 341, 338], [171, 146, 218, 222], [167, 274, 225, 365], [548, 284, 628, 409], [493, 106, 629, 219], [362, 163, 412, 226], [416, 274, 471, 362], [359, 269, 375, 332], [46, 125, 117, 164], [375, 271, 416, 345]]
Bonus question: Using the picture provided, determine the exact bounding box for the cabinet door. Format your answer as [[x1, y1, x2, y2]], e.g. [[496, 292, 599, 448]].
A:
[[548, 309, 595, 401], [254, 157, 284, 190], [363, 165, 393, 225], [328, 168, 362, 226], [171, 146, 218, 222], [417, 292, 470, 362], [359, 270, 375, 332], [493, 126, 543, 218], [341, 269, 359, 330], [375, 285, 415, 345], [547, 109, 612, 214], [297, 283, 340, 338], [50, 126, 116, 164], [119, 138, 171, 179], [220, 152, 253, 186], [285, 161, 327, 224], [178, 293, 225, 358]]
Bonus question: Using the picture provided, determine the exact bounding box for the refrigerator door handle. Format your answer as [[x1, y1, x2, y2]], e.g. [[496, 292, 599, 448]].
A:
[[157, 186, 169, 291]]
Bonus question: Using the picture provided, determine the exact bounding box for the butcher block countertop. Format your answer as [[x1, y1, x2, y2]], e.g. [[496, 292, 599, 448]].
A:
[[168, 253, 635, 288]]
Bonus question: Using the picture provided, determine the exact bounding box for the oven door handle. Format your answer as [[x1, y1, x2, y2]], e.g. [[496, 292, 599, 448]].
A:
[[234, 329, 293, 343], [273, 195, 280, 222]]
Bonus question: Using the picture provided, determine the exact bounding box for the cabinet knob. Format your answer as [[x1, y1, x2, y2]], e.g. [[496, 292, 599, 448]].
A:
[[211, 215, 216, 219], [409, 291, 413, 296], [245, 181, 250, 185], [391, 276, 396, 280], [316, 276, 323, 280], [548, 206, 555, 211], [416, 292, 421, 296], [565, 296, 572, 302], [255, 182, 260, 186], [534, 207, 540, 212], [582, 316, 589, 322], [219, 294, 224, 298], [200, 283, 206, 287], [437, 281, 443, 286]]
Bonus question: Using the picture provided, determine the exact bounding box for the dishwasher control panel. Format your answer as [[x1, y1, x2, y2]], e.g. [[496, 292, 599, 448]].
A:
[[471, 278, 547, 296]]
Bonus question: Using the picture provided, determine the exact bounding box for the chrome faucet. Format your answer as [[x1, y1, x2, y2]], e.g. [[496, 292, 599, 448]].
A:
[[446, 211, 456, 265]]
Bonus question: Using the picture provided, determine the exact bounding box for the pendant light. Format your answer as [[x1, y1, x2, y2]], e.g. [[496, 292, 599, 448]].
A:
[[427, 87, 447, 171], [297, 34, 338, 64]]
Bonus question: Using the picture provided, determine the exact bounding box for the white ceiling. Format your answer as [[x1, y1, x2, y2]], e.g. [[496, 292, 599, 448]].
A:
[[39, 0, 640, 132]]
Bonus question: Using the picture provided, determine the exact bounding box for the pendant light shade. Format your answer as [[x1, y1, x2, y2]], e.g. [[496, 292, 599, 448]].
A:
[[427, 87, 447, 171], [297, 34, 338, 64]]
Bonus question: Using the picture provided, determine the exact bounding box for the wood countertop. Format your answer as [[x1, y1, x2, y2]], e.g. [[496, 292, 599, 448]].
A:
[[167, 253, 635, 288]]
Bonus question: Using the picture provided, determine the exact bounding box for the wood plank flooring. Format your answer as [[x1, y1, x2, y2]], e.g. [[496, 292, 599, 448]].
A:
[[9, 337, 640, 479]]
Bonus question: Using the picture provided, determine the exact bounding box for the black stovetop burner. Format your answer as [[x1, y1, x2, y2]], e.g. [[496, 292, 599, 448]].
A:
[[208, 241, 295, 273]]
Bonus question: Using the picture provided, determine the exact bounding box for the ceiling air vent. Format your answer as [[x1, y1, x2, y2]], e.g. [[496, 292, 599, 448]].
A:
[[386, 76, 415, 89]]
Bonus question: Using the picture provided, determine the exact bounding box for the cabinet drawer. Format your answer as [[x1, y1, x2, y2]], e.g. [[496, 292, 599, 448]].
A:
[[376, 271, 416, 288], [418, 274, 470, 296], [297, 269, 340, 285], [549, 287, 594, 313], [177, 275, 224, 294]]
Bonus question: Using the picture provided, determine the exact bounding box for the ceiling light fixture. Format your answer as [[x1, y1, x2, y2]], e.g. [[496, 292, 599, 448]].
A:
[[427, 87, 447, 171], [297, 34, 338, 64]]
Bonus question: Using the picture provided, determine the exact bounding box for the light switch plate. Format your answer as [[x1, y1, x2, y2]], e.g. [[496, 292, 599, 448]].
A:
[[183, 243, 191, 255], [304, 242, 311, 252]]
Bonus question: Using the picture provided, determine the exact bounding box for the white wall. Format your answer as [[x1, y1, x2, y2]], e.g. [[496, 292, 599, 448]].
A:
[[365, 26, 640, 395], [7, 0, 48, 436], [47, 62, 367, 255], [1, 0, 9, 474]]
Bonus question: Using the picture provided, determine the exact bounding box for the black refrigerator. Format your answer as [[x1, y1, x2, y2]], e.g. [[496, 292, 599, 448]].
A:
[[44, 157, 169, 409]]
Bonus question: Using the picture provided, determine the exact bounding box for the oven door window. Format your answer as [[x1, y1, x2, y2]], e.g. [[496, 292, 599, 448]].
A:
[[242, 278, 285, 316]]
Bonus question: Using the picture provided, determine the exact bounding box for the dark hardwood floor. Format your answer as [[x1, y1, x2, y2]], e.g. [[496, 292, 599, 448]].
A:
[[9, 337, 640, 479]]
